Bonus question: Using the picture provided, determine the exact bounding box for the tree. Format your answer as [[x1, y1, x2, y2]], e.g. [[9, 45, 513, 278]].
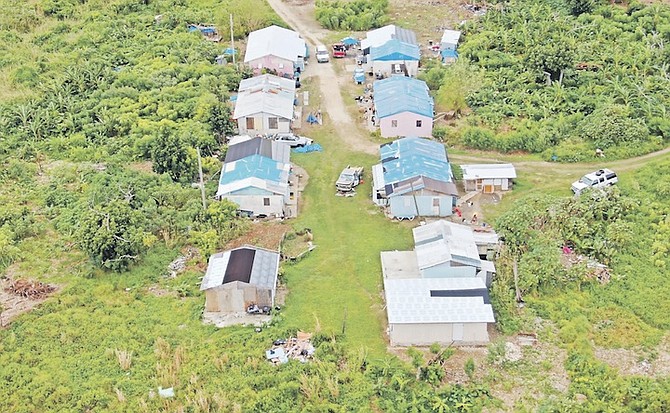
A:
[[150, 130, 196, 182], [209, 102, 235, 142], [76, 201, 148, 271], [565, 0, 595, 16]]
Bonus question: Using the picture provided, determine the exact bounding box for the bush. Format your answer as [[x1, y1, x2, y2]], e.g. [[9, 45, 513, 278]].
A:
[[315, 0, 388, 30], [460, 126, 495, 150]]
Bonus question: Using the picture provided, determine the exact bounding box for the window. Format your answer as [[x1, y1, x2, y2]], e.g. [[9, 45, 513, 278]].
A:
[[263, 198, 270, 206], [246, 117, 255, 130], [391, 120, 398, 128], [278, 63, 284, 69], [268, 117, 278, 129], [416, 120, 422, 127], [433, 198, 440, 207]]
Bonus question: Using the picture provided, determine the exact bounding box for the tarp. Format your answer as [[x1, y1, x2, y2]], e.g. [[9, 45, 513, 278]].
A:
[[306, 113, 319, 124], [341, 36, 359, 46], [293, 144, 323, 153], [223, 47, 237, 55]]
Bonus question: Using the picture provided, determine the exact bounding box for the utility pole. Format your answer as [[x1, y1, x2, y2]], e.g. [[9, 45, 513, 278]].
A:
[[196, 147, 207, 211], [229, 14, 236, 65]]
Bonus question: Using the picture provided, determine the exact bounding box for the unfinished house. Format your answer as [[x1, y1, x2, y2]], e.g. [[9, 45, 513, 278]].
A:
[[200, 246, 280, 313]]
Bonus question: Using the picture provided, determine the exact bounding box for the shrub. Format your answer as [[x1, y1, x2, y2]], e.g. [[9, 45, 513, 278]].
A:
[[315, 0, 388, 30]]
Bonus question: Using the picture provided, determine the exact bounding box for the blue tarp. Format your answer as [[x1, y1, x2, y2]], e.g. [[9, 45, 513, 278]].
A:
[[293, 144, 323, 153], [306, 113, 319, 124], [223, 48, 237, 56], [341, 36, 359, 46]]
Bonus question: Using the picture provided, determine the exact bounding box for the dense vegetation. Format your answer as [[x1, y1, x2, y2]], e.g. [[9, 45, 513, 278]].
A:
[[491, 158, 670, 410], [315, 0, 388, 31], [435, 0, 670, 161]]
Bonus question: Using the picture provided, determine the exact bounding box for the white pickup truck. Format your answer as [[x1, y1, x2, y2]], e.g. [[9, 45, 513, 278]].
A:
[[336, 166, 364, 193]]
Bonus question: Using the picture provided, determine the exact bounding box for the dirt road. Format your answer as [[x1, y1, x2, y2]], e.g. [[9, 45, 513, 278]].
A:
[[265, 0, 378, 155], [266, 0, 670, 169]]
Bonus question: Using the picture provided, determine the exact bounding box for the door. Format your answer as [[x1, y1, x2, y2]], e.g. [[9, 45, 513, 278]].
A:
[[453, 323, 464, 341], [483, 185, 494, 193], [432, 197, 440, 215], [246, 117, 255, 130]]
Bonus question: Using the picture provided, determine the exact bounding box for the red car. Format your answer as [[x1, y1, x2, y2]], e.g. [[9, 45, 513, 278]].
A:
[[332, 43, 346, 58]]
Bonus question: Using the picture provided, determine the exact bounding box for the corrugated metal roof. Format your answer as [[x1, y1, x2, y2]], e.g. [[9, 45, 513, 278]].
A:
[[413, 221, 482, 269], [219, 154, 289, 186], [216, 176, 288, 197], [224, 137, 291, 164], [386, 176, 458, 197], [374, 77, 433, 118], [441, 29, 461, 46], [233, 76, 295, 119], [461, 164, 517, 180], [379, 137, 446, 162], [239, 74, 295, 94], [382, 154, 452, 185], [244, 25, 306, 63], [200, 246, 279, 291], [383, 277, 495, 324], [361, 25, 418, 50], [369, 39, 420, 61]]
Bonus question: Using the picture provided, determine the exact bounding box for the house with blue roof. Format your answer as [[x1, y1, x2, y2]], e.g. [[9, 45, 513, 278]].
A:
[[216, 154, 292, 218], [373, 77, 434, 138], [372, 137, 457, 219], [370, 39, 420, 77]]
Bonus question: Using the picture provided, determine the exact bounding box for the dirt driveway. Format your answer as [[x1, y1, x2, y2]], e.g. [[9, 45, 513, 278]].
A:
[[266, 0, 378, 155]]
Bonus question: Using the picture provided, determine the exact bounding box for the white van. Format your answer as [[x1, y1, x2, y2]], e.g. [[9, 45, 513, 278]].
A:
[[571, 169, 618, 195], [315, 45, 329, 63]]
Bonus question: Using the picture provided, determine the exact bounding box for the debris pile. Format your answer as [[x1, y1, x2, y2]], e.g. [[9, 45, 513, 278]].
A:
[[266, 331, 315, 364], [5, 279, 56, 299], [167, 247, 197, 278]]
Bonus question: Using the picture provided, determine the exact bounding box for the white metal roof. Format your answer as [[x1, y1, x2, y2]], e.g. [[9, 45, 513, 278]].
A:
[[413, 220, 481, 269], [372, 163, 385, 191], [384, 277, 495, 324], [441, 29, 461, 46], [472, 230, 499, 246], [361, 24, 417, 50], [238, 74, 296, 94], [380, 251, 420, 279], [200, 251, 231, 290], [461, 164, 517, 180], [233, 77, 295, 119], [244, 25, 306, 63], [216, 176, 289, 198]]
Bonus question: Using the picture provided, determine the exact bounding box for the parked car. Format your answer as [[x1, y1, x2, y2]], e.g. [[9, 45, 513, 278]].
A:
[[571, 169, 618, 195], [332, 43, 346, 58], [315, 45, 329, 63], [272, 133, 313, 147]]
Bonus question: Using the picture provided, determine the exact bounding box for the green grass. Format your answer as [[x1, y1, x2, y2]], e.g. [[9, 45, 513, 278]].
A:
[[282, 122, 413, 356]]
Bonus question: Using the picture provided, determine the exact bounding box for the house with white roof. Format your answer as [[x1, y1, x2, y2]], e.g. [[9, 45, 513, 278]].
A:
[[460, 164, 517, 193], [380, 220, 499, 345], [233, 74, 296, 135], [361, 24, 418, 54], [244, 25, 306, 77], [200, 246, 280, 313], [440, 29, 461, 63], [383, 277, 494, 346]]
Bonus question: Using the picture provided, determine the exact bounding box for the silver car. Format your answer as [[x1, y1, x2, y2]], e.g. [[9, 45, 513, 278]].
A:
[[272, 133, 313, 147]]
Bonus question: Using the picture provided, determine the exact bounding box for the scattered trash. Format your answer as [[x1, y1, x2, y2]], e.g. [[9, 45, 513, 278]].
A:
[[293, 143, 323, 153], [158, 387, 174, 398], [247, 304, 271, 314], [4, 279, 56, 299], [266, 331, 315, 365], [167, 247, 197, 278]]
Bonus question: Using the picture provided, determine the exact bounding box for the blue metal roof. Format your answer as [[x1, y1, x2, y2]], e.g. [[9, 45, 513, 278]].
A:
[[382, 154, 452, 185], [370, 39, 420, 61], [374, 77, 433, 118], [219, 154, 286, 185], [379, 137, 447, 162]]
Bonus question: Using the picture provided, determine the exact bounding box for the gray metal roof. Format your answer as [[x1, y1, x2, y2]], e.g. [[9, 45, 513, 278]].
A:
[[361, 24, 418, 50], [233, 74, 295, 119], [383, 277, 495, 324], [200, 246, 279, 291], [224, 137, 291, 164]]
